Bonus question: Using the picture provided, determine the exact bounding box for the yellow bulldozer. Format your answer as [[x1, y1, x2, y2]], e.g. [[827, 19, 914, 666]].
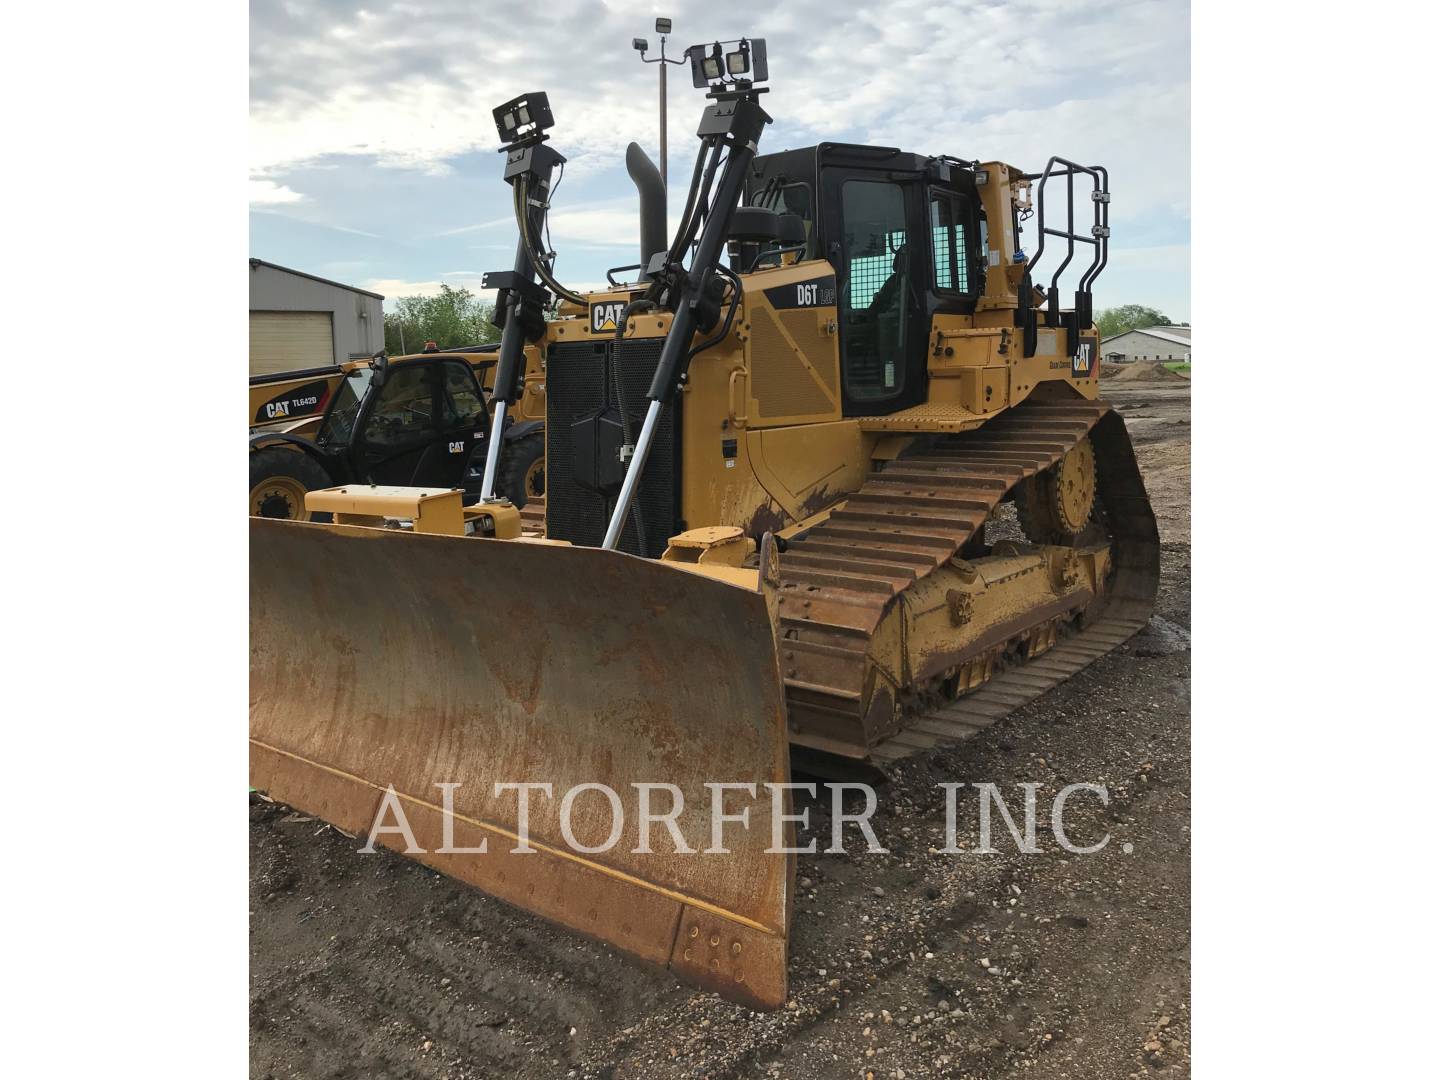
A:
[[248, 343, 547, 519], [250, 42, 1157, 1011]]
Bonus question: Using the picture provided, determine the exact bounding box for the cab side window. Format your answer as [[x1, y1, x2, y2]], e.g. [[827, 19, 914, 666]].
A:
[[442, 361, 485, 427], [752, 180, 816, 260], [363, 364, 437, 448], [317, 366, 373, 447], [930, 192, 974, 296], [774, 182, 815, 259]]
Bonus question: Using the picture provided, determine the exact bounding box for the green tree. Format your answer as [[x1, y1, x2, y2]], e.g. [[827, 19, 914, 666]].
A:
[[1095, 305, 1172, 339], [383, 284, 500, 354]]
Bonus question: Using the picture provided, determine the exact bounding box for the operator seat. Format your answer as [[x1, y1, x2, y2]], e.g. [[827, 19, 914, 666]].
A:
[[867, 244, 910, 318]]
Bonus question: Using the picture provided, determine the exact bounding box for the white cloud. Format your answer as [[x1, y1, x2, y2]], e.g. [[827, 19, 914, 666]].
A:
[[545, 205, 640, 249], [438, 214, 515, 238], [250, 1, 1185, 194], [364, 273, 493, 306], [252, 0, 1189, 310], [249, 178, 305, 205], [363, 278, 449, 301], [918, 84, 1191, 228], [1108, 244, 1191, 275], [252, 206, 381, 239], [366, 272, 617, 308], [1100, 245, 1191, 322]]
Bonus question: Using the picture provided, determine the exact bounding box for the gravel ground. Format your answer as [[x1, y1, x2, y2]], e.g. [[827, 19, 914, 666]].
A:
[[250, 379, 1191, 1079]]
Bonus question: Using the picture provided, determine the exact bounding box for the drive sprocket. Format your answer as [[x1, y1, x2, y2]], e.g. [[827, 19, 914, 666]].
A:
[[1016, 435, 1096, 543]]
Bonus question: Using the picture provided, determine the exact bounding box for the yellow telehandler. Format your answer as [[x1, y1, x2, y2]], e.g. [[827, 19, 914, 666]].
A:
[[248, 344, 547, 519], [250, 43, 1157, 1010]]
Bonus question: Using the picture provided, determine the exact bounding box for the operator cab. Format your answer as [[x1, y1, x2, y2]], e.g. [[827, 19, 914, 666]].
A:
[[745, 144, 987, 416], [316, 355, 489, 489]]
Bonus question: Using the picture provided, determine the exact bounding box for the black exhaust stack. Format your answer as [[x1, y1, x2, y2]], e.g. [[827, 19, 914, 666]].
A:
[[626, 142, 666, 282], [601, 85, 772, 551]]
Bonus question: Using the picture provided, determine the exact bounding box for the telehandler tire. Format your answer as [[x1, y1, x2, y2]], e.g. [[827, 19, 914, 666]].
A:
[[497, 431, 545, 509], [249, 447, 332, 522]]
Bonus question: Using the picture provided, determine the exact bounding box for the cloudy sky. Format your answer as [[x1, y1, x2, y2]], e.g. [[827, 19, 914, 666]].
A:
[[250, 0, 1190, 320]]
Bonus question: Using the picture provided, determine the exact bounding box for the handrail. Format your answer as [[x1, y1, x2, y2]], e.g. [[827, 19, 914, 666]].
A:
[[1022, 157, 1110, 353], [606, 263, 644, 287]]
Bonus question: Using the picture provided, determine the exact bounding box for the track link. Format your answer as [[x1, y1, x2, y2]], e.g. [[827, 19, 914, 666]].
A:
[[776, 396, 1160, 766]]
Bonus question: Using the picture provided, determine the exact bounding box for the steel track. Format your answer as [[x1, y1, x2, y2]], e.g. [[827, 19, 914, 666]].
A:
[[775, 396, 1160, 766]]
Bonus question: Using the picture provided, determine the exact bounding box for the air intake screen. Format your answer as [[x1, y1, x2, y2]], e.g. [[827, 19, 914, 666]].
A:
[[544, 338, 682, 558]]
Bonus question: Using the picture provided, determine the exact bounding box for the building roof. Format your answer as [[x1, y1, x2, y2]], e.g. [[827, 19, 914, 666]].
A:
[[1102, 325, 1192, 347], [248, 258, 385, 300]]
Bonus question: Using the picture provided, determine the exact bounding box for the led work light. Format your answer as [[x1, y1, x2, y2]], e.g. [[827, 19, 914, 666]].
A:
[[685, 37, 768, 90], [492, 92, 554, 146]]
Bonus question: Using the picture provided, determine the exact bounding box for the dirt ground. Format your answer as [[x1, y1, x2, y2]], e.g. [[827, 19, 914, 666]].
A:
[[1100, 361, 1189, 385], [250, 381, 1192, 1080]]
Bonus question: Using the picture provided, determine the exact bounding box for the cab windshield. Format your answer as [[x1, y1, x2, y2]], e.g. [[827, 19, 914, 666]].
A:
[[317, 366, 375, 446]]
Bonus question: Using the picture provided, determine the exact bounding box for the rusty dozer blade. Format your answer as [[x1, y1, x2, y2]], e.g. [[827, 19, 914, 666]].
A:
[[250, 518, 794, 1009]]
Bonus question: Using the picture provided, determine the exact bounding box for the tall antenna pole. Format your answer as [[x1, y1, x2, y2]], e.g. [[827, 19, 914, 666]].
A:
[[635, 18, 680, 193], [659, 46, 667, 188]]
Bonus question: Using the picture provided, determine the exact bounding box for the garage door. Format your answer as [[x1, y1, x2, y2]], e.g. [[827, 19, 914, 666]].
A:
[[250, 311, 335, 375]]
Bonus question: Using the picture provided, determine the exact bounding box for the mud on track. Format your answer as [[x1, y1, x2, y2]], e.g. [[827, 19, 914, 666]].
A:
[[250, 381, 1191, 1080]]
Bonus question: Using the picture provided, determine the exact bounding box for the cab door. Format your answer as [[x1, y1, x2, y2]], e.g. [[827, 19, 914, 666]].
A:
[[435, 360, 490, 490], [820, 169, 928, 415], [351, 359, 485, 488]]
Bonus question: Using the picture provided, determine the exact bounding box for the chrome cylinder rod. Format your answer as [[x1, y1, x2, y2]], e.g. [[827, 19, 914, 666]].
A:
[[601, 399, 664, 550], [479, 399, 509, 501]]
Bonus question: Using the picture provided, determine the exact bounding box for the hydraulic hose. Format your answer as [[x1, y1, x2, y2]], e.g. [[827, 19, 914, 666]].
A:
[[517, 175, 587, 307], [601, 92, 771, 550], [664, 138, 713, 270], [615, 137, 719, 337]]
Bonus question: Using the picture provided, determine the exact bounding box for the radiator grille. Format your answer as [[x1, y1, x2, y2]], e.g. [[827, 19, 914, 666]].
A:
[[544, 338, 682, 558], [544, 341, 608, 552]]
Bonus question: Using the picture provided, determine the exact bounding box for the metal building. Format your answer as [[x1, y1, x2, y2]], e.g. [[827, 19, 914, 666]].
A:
[[248, 258, 384, 375], [1101, 325, 1191, 364]]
